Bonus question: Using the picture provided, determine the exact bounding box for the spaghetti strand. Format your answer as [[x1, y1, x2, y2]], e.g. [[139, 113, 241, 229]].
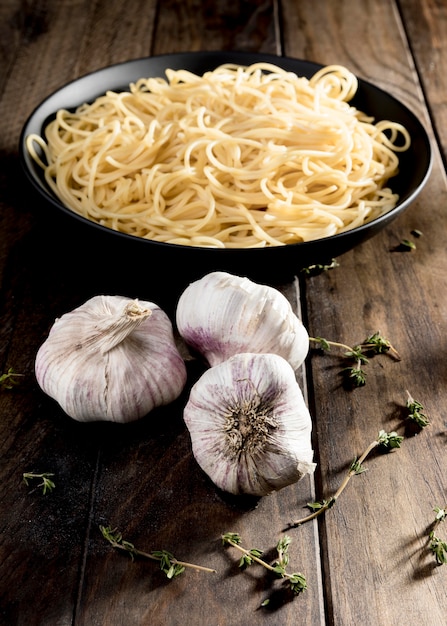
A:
[[26, 63, 410, 248]]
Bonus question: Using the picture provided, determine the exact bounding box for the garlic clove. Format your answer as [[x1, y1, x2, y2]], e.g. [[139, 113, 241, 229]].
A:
[[35, 295, 187, 423], [176, 271, 309, 371], [183, 352, 316, 496]]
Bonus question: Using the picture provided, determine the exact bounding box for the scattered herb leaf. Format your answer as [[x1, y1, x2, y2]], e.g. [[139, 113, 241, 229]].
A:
[[301, 259, 339, 275], [1, 368, 24, 390], [399, 239, 417, 251], [350, 457, 368, 475], [362, 331, 397, 355], [434, 507, 447, 522], [342, 364, 367, 387], [310, 336, 331, 352], [405, 391, 430, 428], [429, 534, 447, 565], [22, 472, 55, 494], [393, 229, 422, 252], [428, 507, 447, 565], [306, 498, 335, 511]]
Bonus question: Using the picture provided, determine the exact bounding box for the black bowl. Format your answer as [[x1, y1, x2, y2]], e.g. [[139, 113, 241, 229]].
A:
[[19, 51, 432, 287]]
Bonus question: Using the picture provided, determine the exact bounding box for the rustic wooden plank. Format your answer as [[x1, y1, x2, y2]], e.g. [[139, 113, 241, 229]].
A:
[[73, 281, 326, 626], [75, 398, 323, 625], [152, 0, 279, 55], [67, 2, 325, 624], [0, 1, 325, 625], [62, 3, 325, 619], [281, 0, 447, 624], [398, 0, 447, 162], [2, 0, 446, 625], [0, 1, 158, 625], [0, 5, 97, 622]]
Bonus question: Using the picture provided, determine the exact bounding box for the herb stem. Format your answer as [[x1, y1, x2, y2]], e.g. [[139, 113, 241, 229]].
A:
[[221, 533, 307, 595], [223, 536, 278, 573], [289, 431, 403, 528], [22, 472, 55, 494], [100, 525, 216, 574], [0, 368, 24, 390], [332, 439, 378, 496], [113, 541, 216, 573], [309, 337, 352, 352], [309, 335, 400, 360]]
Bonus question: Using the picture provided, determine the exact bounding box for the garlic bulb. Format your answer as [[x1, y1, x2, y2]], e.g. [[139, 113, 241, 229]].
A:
[[35, 295, 187, 423], [183, 352, 316, 496], [176, 272, 309, 371]]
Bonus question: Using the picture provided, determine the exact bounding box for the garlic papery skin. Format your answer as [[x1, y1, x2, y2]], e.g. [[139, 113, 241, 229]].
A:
[[176, 271, 309, 371], [35, 295, 187, 423], [183, 352, 316, 496]]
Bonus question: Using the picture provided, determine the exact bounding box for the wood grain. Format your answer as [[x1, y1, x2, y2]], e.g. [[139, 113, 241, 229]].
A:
[[282, 0, 447, 624], [153, 0, 279, 55], [0, 1, 446, 625], [398, 0, 447, 163]]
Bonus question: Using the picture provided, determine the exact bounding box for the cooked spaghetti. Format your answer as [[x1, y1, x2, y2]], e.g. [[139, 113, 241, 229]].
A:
[[26, 63, 411, 248]]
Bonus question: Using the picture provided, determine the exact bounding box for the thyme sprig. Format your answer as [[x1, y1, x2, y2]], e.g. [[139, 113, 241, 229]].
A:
[[22, 472, 55, 494], [100, 525, 216, 578], [405, 391, 430, 428], [300, 259, 339, 275], [0, 368, 24, 390], [428, 507, 447, 565], [309, 332, 400, 387], [289, 430, 404, 528], [222, 532, 307, 597]]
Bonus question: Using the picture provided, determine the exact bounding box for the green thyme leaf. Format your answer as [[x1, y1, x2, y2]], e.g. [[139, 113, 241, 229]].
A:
[[350, 458, 367, 475], [429, 534, 447, 565], [343, 365, 367, 387], [222, 532, 242, 546], [377, 430, 404, 450], [307, 498, 334, 511], [301, 259, 339, 275], [288, 572, 308, 594], [434, 507, 447, 522], [399, 239, 417, 250], [222, 532, 307, 597], [406, 394, 429, 428], [1, 368, 24, 390], [22, 472, 55, 494]]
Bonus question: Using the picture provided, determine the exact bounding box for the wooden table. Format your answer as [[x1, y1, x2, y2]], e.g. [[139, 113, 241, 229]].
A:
[[1, 1, 446, 624]]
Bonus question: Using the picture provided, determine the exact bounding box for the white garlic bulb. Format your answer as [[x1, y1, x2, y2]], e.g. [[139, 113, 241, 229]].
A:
[[183, 352, 315, 496], [176, 271, 309, 371], [35, 295, 187, 423]]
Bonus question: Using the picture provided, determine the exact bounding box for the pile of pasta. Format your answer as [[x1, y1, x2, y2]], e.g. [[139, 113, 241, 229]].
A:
[[27, 63, 411, 248]]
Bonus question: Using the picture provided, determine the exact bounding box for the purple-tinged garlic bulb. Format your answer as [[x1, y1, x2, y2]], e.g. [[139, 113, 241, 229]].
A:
[[183, 352, 315, 496], [35, 295, 187, 422], [176, 271, 309, 371]]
